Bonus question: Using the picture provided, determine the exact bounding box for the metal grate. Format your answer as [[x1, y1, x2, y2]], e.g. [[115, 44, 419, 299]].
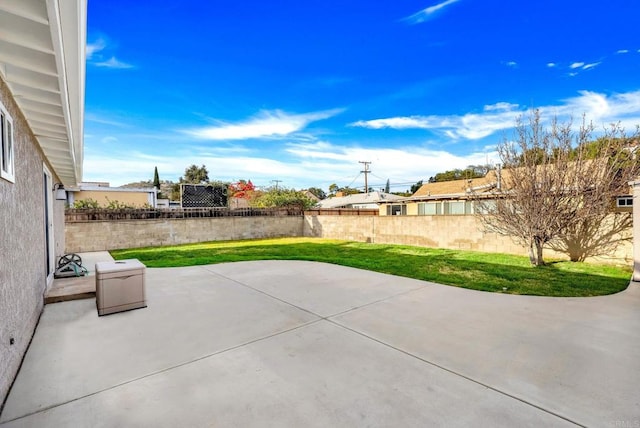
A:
[[181, 184, 228, 208]]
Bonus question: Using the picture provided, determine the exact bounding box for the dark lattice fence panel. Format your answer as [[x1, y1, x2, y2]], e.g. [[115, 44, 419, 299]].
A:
[[181, 184, 228, 208]]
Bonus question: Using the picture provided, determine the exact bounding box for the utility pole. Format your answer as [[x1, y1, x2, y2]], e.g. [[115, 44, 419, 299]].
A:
[[359, 161, 371, 194], [271, 179, 282, 190]]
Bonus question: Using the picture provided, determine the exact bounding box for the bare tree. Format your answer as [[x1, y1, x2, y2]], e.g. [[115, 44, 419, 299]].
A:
[[547, 125, 639, 261], [474, 110, 639, 266]]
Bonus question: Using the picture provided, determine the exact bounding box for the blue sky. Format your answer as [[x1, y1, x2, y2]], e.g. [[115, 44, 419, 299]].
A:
[[84, 0, 640, 192]]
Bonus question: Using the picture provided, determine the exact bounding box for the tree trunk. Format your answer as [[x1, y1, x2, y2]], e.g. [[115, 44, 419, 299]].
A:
[[528, 237, 545, 266]]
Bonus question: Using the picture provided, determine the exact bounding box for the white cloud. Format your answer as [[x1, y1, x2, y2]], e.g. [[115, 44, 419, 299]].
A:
[[284, 141, 496, 188], [403, 0, 461, 25], [350, 90, 640, 140], [563, 61, 600, 76], [82, 151, 305, 187], [505, 61, 518, 68], [86, 35, 134, 69], [285, 141, 348, 161], [100, 136, 118, 144], [351, 106, 520, 140], [350, 117, 433, 130], [549, 60, 601, 75], [86, 38, 106, 59], [185, 108, 344, 141], [94, 57, 134, 69], [83, 135, 498, 191], [484, 102, 519, 112], [617, 49, 629, 54], [548, 90, 640, 130], [285, 142, 353, 163], [84, 113, 131, 128], [582, 62, 601, 70]]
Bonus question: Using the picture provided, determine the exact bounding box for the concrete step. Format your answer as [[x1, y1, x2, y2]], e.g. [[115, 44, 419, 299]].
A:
[[45, 252, 114, 304], [45, 275, 95, 304]]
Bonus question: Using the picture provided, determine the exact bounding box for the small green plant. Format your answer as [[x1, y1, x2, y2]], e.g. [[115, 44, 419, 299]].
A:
[[71, 198, 100, 209], [105, 198, 135, 209], [250, 187, 316, 209]]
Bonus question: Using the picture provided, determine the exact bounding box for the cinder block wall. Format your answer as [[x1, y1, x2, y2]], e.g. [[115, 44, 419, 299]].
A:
[[303, 215, 525, 254], [303, 215, 632, 264], [65, 217, 305, 252]]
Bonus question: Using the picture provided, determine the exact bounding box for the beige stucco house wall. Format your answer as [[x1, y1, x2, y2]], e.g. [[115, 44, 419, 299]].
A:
[[0, 75, 67, 410], [0, 0, 86, 410]]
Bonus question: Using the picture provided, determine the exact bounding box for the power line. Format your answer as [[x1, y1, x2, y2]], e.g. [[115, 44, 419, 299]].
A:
[[345, 173, 363, 189]]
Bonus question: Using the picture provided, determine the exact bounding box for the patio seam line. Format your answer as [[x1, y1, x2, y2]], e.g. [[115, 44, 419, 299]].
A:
[[326, 318, 585, 428], [197, 265, 324, 320], [0, 319, 324, 425], [198, 264, 432, 320]]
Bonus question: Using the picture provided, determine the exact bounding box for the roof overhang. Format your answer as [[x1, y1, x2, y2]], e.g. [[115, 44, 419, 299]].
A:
[[0, 0, 86, 186]]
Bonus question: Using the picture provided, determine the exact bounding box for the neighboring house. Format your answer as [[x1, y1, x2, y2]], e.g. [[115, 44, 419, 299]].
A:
[[0, 0, 86, 408], [317, 191, 403, 209], [380, 171, 504, 216], [380, 167, 633, 216], [67, 182, 158, 208]]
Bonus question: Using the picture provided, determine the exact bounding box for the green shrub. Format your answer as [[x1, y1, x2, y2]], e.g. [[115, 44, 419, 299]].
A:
[[71, 198, 100, 209], [105, 198, 135, 209]]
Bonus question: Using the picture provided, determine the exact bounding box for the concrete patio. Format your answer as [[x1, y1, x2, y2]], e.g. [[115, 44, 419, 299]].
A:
[[1, 260, 639, 427]]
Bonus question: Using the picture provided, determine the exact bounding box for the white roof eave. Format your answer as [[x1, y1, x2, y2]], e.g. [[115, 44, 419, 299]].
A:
[[0, 0, 86, 186]]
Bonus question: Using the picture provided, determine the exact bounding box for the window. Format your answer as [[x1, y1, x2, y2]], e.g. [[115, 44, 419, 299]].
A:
[[0, 101, 15, 182], [440, 200, 474, 215], [418, 202, 442, 215], [448, 201, 465, 215], [386, 204, 407, 216], [465, 201, 473, 214], [617, 197, 633, 207]]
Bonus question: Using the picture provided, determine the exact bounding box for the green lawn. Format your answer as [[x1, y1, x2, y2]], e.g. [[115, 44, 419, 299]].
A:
[[110, 237, 632, 297]]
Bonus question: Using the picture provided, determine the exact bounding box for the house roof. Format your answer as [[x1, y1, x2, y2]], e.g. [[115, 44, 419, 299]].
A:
[[407, 160, 631, 202], [68, 183, 157, 194], [302, 190, 321, 202], [0, 0, 86, 185], [411, 170, 503, 199], [317, 192, 403, 208]]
